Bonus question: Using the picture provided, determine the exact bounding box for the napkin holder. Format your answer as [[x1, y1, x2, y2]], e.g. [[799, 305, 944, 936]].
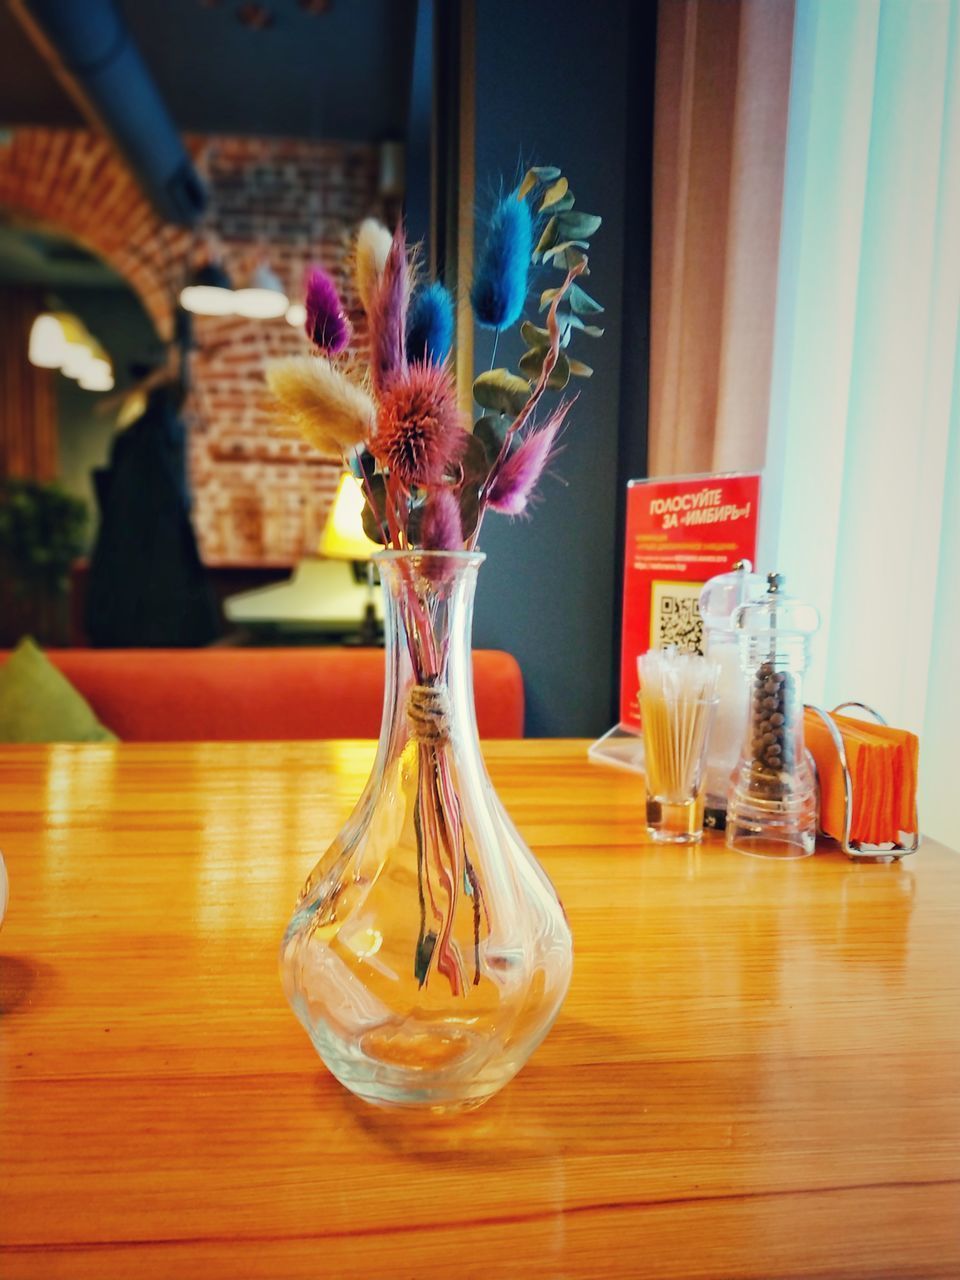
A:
[[805, 702, 920, 862]]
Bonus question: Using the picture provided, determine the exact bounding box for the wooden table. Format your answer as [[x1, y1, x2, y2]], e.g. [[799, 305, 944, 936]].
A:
[[1, 741, 958, 1279]]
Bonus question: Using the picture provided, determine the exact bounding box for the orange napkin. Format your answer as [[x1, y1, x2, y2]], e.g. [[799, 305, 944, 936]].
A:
[[804, 709, 919, 846]]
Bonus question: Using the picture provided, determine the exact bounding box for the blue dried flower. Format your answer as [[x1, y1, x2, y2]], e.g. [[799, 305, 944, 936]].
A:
[[407, 282, 455, 365], [470, 194, 533, 331]]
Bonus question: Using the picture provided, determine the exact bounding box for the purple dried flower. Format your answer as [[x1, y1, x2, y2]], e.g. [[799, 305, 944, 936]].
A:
[[304, 266, 351, 354], [369, 224, 409, 393], [421, 488, 463, 551], [486, 402, 571, 515]]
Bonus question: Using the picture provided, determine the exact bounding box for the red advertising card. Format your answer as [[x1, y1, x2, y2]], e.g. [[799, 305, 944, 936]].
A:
[[619, 473, 761, 730]]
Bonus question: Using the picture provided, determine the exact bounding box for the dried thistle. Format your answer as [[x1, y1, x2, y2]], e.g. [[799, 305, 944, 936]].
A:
[[266, 356, 375, 460], [373, 361, 467, 488]]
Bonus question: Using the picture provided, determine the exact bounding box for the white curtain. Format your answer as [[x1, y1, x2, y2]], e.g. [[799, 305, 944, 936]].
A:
[[762, 0, 960, 845]]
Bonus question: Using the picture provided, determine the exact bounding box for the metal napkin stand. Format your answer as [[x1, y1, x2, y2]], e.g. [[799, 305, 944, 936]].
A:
[[805, 702, 920, 861]]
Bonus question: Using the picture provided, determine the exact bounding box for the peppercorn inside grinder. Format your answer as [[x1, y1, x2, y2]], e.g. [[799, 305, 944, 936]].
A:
[[698, 560, 768, 830], [725, 573, 821, 859]]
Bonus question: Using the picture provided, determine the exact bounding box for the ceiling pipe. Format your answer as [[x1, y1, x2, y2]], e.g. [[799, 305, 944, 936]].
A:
[[10, 0, 207, 227]]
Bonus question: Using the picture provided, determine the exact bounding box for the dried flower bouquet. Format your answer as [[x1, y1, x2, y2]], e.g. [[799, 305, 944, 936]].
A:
[[267, 166, 603, 995]]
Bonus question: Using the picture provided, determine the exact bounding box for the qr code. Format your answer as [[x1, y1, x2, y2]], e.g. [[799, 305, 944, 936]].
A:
[[650, 580, 705, 654]]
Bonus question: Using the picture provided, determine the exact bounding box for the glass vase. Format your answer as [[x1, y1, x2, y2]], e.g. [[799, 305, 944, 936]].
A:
[[279, 550, 573, 1111]]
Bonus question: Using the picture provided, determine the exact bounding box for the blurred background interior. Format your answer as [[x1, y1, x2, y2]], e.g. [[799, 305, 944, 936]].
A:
[[1, 0, 958, 851], [0, 0, 654, 738]]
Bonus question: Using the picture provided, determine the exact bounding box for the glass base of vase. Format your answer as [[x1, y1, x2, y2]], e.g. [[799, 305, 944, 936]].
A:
[[294, 998, 531, 1112], [350, 1089, 498, 1116]]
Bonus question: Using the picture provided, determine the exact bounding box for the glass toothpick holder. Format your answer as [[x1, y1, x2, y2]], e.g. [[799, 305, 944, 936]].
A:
[[640, 649, 719, 844], [698, 560, 767, 829]]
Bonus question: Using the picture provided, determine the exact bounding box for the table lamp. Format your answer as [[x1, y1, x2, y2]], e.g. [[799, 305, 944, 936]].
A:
[[319, 472, 381, 644]]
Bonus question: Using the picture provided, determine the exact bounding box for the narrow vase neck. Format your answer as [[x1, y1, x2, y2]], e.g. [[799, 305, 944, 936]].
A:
[[376, 551, 485, 760]]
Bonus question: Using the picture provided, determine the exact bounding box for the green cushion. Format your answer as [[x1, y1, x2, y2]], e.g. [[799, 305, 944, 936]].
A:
[[0, 637, 117, 743]]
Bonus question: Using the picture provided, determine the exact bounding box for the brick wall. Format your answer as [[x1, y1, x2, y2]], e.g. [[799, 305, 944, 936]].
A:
[[0, 129, 390, 565]]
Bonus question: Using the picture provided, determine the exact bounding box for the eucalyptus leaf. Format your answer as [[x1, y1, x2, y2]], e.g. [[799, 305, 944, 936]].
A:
[[548, 352, 571, 390], [473, 368, 532, 415], [405, 503, 423, 545], [532, 216, 558, 263], [474, 415, 510, 466], [520, 320, 551, 347], [519, 346, 571, 390], [360, 473, 389, 545], [567, 313, 604, 337], [518, 345, 547, 381], [362, 472, 386, 507], [568, 358, 594, 378], [555, 210, 602, 239], [568, 283, 605, 315], [460, 431, 489, 486], [552, 246, 590, 274], [539, 177, 569, 211], [541, 239, 589, 263], [517, 169, 538, 201], [459, 482, 482, 540], [539, 287, 560, 311], [349, 449, 377, 482], [531, 165, 562, 179], [548, 190, 576, 213]]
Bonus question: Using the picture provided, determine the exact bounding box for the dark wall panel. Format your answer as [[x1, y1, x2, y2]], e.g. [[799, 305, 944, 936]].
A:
[[470, 0, 652, 736]]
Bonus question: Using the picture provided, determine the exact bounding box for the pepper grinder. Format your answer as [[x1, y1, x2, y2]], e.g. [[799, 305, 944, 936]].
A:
[[698, 560, 767, 829], [725, 572, 821, 859]]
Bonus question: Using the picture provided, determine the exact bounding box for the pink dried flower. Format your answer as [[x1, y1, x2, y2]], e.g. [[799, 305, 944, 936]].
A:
[[369, 224, 409, 393], [373, 361, 468, 488], [304, 266, 351, 354], [486, 401, 571, 515], [421, 488, 463, 551]]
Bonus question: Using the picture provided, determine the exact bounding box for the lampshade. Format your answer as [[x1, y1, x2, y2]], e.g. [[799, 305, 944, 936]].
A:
[[78, 359, 115, 392], [61, 342, 94, 379], [28, 313, 67, 368], [319, 473, 380, 561], [234, 263, 289, 319], [180, 261, 236, 316], [54, 312, 89, 348]]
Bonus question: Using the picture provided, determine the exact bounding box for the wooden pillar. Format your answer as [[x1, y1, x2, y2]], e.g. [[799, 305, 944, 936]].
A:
[[0, 287, 59, 481]]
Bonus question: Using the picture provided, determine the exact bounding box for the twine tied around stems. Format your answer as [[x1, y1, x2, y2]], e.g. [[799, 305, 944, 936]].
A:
[[407, 681, 451, 744]]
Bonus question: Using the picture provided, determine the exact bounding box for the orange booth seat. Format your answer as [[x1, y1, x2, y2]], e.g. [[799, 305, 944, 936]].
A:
[[0, 648, 524, 741]]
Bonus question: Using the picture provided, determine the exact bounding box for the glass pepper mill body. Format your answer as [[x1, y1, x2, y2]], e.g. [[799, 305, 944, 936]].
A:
[[725, 573, 821, 859]]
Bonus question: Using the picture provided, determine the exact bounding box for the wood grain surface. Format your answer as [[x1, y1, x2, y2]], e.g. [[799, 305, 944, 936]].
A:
[[0, 741, 958, 1279]]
